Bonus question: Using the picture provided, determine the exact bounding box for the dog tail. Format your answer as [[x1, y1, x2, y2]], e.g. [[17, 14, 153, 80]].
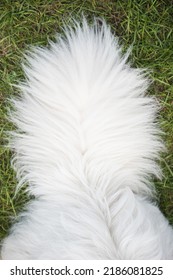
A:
[[6, 18, 168, 259]]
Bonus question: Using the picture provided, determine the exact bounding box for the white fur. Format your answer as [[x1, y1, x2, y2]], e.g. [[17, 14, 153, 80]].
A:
[[1, 18, 173, 259]]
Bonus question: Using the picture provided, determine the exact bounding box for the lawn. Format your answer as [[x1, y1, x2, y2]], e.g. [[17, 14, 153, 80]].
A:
[[0, 0, 173, 240]]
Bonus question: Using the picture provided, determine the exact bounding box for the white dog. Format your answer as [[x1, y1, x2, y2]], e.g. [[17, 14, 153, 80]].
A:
[[1, 18, 173, 259]]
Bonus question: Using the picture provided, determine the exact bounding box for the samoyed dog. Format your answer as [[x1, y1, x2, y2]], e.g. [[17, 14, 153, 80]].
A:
[[1, 18, 173, 259]]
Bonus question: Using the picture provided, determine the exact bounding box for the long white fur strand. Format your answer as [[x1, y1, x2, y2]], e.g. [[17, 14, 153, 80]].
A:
[[1, 18, 173, 259]]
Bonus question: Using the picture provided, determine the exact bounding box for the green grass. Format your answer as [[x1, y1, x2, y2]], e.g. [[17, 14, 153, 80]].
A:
[[0, 0, 173, 240]]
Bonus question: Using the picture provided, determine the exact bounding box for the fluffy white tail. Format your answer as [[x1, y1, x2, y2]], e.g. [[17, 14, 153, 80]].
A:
[[1, 18, 173, 259]]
